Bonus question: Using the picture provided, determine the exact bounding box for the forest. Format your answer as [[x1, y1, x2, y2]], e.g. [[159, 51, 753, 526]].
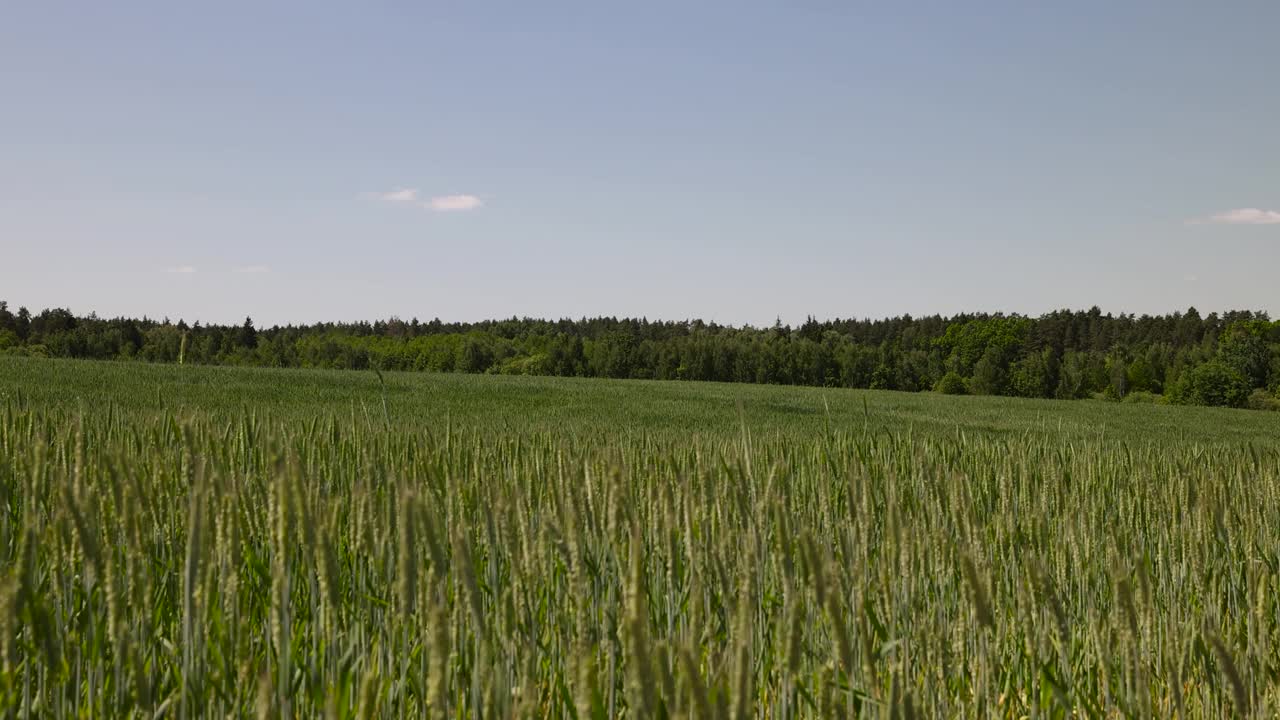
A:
[[3, 300, 1278, 409]]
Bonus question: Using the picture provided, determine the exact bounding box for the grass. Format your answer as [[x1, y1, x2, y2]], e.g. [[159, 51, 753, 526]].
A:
[[3, 356, 1274, 445], [1, 355, 1279, 717]]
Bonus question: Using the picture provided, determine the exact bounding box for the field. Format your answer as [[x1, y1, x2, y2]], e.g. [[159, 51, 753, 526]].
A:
[[2, 356, 1279, 717]]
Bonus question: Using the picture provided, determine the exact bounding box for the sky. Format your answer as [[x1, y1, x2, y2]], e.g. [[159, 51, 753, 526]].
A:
[[2, 1, 1278, 327]]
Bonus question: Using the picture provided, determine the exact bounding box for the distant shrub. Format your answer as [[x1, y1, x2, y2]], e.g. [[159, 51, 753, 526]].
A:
[[497, 353, 550, 376], [934, 371, 968, 395], [9, 344, 50, 359], [1168, 361, 1251, 408], [1247, 389, 1280, 412]]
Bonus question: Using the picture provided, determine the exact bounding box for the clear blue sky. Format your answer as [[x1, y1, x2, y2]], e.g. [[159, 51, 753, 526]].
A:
[[3, 1, 1277, 326]]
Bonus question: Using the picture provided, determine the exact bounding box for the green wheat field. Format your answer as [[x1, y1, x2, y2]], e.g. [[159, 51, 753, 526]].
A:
[[2, 356, 1279, 718]]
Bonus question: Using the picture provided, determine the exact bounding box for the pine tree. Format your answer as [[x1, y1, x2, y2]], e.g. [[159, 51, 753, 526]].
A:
[[237, 317, 258, 349]]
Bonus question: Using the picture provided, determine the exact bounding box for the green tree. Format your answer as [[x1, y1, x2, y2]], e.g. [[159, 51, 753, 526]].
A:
[[1126, 355, 1158, 393], [1168, 361, 1251, 408], [1217, 325, 1269, 388], [15, 307, 31, 341], [140, 325, 184, 362], [935, 316, 1031, 376], [0, 301, 14, 335], [968, 345, 1008, 396], [869, 363, 897, 390], [1107, 355, 1129, 398], [1008, 350, 1053, 398], [934, 371, 968, 395], [236, 317, 258, 349], [457, 336, 493, 373], [1055, 351, 1087, 399]]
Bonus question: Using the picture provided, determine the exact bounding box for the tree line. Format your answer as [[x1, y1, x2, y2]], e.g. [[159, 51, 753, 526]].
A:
[[2, 301, 1278, 409]]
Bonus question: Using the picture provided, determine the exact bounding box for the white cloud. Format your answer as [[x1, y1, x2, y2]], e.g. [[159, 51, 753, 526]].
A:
[[164, 265, 196, 273], [235, 265, 271, 274], [426, 194, 483, 211], [1195, 208, 1280, 225], [368, 188, 484, 212], [376, 187, 420, 203]]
